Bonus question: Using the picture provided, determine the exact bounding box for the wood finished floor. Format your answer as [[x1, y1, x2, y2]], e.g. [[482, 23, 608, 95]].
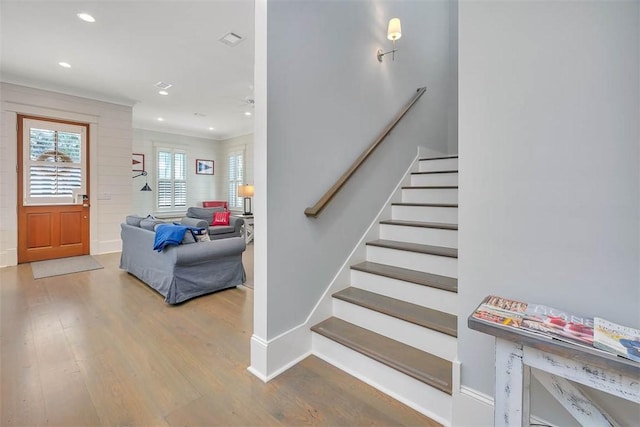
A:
[[0, 252, 439, 426]]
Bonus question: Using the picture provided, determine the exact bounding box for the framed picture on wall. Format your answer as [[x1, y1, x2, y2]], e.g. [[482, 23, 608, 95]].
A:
[[196, 159, 214, 175], [132, 153, 145, 172]]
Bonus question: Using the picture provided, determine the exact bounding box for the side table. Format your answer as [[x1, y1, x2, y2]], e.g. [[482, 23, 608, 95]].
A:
[[235, 214, 254, 244]]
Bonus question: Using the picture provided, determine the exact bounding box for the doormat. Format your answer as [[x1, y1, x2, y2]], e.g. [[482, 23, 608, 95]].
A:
[[31, 255, 103, 279]]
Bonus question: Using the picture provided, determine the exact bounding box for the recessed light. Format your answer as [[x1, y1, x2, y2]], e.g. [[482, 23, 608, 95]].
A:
[[77, 13, 95, 23], [59, 62, 71, 68], [244, 111, 252, 116], [157, 117, 164, 122], [158, 90, 168, 96], [209, 127, 215, 131]]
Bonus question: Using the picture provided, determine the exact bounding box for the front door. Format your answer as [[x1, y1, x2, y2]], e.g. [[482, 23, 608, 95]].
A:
[[17, 116, 90, 263]]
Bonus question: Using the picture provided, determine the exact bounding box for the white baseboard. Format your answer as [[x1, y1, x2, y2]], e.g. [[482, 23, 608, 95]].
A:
[[452, 385, 557, 427], [0, 238, 120, 268], [453, 386, 494, 426], [93, 239, 121, 254], [0, 239, 119, 268], [249, 335, 269, 381], [248, 325, 312, 382], [0, 249, 17, 267]]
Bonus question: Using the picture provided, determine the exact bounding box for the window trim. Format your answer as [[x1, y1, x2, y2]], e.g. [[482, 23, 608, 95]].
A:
[[156, 147, 188, 211], [227, 151, 244, 210]]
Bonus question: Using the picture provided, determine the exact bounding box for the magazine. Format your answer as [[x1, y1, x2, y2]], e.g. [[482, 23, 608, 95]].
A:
[[593, 318, 640, 363], [523, 304, 594, 347], [471, 295, 594, 347], [471, 295, 527, 329]]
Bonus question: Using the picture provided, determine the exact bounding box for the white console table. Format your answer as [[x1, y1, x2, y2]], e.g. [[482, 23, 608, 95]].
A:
[[468, 315, 640, 426]]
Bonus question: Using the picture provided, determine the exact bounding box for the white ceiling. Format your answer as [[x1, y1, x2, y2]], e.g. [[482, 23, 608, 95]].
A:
[[0, 0, 255, 140]]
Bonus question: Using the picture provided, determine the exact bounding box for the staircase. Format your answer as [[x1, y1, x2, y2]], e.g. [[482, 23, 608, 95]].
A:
[[311, 155, 459, 425]]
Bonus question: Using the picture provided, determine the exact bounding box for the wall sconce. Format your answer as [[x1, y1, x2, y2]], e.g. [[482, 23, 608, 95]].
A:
[[133, 170, 152, 191], [377, 18, 402, 62], [237, 184, 254, 215]]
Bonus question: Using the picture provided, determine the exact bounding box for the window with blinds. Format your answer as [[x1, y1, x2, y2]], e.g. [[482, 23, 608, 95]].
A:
[[157, 149, 187, 209], [23, 122, 86, 205], [228, 152, 244, 209]]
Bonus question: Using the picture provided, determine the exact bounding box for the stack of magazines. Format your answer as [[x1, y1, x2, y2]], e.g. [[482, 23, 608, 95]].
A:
[[471, 295, 640, 363]]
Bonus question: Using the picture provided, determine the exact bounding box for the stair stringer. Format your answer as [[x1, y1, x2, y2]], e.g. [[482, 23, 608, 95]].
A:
[[248, 147, 435, 382], [301, 147, 432, 341]]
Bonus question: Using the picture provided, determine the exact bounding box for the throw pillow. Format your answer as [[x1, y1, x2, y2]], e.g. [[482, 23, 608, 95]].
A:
[[186, 207, 223, 223], [196, 233, 210, 242], [212, 211, 230, 226], [125, 215, 145, 227], [140, 218, 164, 231]]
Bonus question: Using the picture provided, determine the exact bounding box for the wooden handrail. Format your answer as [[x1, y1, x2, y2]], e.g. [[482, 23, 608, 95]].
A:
[[304, 87, 427, 218]]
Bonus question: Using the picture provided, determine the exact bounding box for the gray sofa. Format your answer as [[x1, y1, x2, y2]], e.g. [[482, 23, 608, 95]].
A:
[[180, 207, 244, 240], [120, 220, 246, 304]]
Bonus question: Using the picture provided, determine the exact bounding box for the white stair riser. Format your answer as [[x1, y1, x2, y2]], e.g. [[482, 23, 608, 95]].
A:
[[366, 246, 458, 278], [380, 224, 458, 248], [333, 299, 457, 361], [312, 333, 452, 425], [392, 205, 458, 223], [411, 172, 458, 187], [418, 158, 458, 172], [350, 270, 458, 315], [402, 188, 458, 204]]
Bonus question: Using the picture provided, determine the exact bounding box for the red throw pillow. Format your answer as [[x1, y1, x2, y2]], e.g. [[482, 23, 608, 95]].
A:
[[212, 211, 230, 226]]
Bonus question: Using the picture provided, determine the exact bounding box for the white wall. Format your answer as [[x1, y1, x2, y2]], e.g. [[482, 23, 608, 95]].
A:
[[252, 0, 456, 376], [131, 128, 221, 216], [447, 0, 458, 154], [459, 1, 639, 423], [0, 83, 133, 266]]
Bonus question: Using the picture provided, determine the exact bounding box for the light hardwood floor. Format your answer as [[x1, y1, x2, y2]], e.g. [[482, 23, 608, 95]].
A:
[[0, 252, 439, 426]]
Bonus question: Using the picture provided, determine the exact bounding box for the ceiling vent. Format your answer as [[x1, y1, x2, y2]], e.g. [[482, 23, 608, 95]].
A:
[[219, 32, 243, 47], [154, 81, 173, 90]]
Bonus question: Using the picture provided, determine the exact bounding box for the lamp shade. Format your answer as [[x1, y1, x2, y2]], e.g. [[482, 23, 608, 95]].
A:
[[387, 18, 402, 41], [238, 184, 254, 197]]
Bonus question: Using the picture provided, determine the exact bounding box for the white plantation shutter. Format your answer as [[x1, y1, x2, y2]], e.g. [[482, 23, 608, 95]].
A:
[[157, 149, 187, 209], [23, 122, 86, 205], [228, 152, 244, 208]]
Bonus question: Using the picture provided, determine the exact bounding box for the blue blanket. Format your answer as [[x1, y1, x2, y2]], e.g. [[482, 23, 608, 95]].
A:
[[153, 224, 189, 252]]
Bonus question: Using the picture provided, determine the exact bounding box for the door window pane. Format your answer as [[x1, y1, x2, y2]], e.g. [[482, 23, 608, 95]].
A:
[[25, 124, 84, 202]]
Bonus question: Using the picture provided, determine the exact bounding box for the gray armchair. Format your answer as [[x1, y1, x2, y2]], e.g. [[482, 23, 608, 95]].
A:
[[180, 207, 244, 240]]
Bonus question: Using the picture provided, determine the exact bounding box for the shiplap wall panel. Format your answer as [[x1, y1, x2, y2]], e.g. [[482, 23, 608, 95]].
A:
[[0, 82, 133, 265]]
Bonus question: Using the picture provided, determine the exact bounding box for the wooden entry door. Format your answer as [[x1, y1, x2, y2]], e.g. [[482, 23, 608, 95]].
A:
[[17, 116, 90, 263]]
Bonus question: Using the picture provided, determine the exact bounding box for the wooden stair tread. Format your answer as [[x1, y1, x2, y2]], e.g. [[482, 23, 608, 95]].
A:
[[379, 220, 458, 230], [333, 287, 457, 337], [351, 261, 458, 293], [367, 239, 458, 258], [402, 185, 458, 189], [392, 202, 458, 208], [418, 155, 458, 161], [311, 317, 453, 395], [411, 170, 458, 175]]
